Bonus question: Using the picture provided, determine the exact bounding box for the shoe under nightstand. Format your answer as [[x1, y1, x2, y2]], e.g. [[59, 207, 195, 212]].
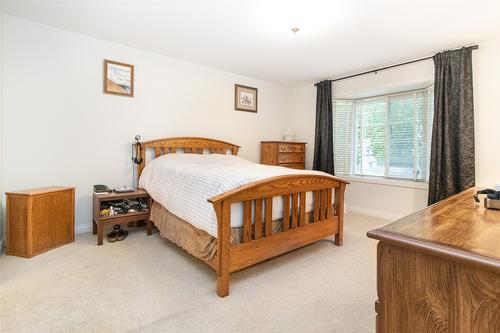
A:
[[92, 189, 151, 245]]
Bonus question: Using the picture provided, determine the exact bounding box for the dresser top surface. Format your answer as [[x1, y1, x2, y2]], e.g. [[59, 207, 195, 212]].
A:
[[260, 141, 306, 144], [368, 187, 500, 263], [6, 186, 75, 196]]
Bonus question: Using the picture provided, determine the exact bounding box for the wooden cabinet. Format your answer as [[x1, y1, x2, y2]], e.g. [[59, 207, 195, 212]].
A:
[[367, 188, 500, 332], [260, 141, 306, 169], [6, 187, 75, 258]]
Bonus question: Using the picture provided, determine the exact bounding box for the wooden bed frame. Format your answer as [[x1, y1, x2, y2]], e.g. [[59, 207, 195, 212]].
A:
[[137, 137, 348, 297]]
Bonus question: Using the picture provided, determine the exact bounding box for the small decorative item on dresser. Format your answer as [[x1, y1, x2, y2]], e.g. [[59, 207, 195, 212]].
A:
[[282, 129, 296, 142], [93, 189, 151, 245], [6, 187, 75, 258], [260, 141, 306, 169]]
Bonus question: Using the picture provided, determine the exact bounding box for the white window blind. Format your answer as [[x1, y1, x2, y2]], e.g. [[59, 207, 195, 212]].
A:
[[332, 100, 354, 175], [332, 87, 433, 182]]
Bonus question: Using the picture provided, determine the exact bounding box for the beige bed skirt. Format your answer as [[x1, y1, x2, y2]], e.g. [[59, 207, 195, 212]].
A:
[[149, 201, 284, 263]]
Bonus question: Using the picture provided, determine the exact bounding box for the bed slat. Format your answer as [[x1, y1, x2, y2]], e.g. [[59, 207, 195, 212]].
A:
[[282, 195, 290, 231], [155, 148, 161, 158], [327, 189, 333, 218], [243, 201, 252, 243], [299, 192, 306, 226], [254, 199, 263, 239], [313, 191, 320, 223], [320, 189, 327, 220], [291, 193, 298, 229], [265, 197, 272, 237]]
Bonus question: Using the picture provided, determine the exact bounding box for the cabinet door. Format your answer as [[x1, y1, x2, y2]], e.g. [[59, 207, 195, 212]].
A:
[[7, 196, 28, 256], [261, 143, 277, 165], [50, 191, 73, 247], [32, 195, 52, 254]]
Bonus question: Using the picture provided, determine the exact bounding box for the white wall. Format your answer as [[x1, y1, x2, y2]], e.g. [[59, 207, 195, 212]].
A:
[[3, 14, 499, 235], [3, 15, 292, 233], [290, 38, 500, 220], [0, 5, 4, 250], [473, 38, 500, 187]]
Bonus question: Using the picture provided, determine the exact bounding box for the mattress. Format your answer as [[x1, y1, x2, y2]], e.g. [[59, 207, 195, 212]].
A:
[[139, 153, 330, 237]]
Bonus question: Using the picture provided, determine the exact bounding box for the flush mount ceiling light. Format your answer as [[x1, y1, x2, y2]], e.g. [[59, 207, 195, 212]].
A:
[[255, 1, 339, 38]]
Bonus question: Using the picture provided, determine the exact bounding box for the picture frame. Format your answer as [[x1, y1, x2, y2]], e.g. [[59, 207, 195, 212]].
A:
[[234, 84, 258, 113], [103, 59, 134, 97]]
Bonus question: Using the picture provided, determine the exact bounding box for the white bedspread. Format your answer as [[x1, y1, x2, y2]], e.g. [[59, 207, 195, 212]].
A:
[[139, 153, 330, 237]]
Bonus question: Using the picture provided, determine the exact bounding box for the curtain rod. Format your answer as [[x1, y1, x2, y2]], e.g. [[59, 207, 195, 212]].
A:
[[314, 44, 478, 86]]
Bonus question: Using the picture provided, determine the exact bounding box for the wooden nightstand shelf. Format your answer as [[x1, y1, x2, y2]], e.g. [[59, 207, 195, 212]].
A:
[[92, 189, 151, 245]]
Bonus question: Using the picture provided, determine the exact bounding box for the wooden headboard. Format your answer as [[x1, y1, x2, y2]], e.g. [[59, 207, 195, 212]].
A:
[[137, 137, 241, 177]]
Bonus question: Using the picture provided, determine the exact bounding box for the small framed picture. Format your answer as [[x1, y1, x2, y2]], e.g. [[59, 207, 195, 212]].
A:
[[234, 84, 258, 113], [103, 59, 134, 97]]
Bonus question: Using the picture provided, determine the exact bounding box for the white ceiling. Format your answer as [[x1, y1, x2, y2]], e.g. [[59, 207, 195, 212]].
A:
[[4, 0, 500, 86]]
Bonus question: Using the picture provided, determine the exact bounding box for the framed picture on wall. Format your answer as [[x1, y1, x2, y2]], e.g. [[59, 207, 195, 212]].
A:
[[234, 84, 258, 113], [103, 59, 134, 97]]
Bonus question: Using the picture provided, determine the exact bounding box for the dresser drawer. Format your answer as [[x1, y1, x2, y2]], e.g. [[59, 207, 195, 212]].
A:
[[279, 163, 305, 170], [278, 144, 305, 153], [278, 153, 305, 163]]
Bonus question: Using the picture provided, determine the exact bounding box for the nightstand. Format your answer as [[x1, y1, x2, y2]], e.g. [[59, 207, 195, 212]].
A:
[[92, 189, 151, 245]]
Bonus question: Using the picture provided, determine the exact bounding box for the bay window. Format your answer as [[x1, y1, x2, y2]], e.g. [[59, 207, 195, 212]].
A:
[[333, 87, 433, 181]]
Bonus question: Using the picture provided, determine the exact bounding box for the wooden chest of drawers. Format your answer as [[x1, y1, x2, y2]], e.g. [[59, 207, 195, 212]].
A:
[[367, 188, 500, 332], [260, 141, 306, 169], [6, 186, 75, 258]]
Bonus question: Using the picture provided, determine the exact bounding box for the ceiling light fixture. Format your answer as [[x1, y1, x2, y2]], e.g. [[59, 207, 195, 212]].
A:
[[291, 27, 300, 35]]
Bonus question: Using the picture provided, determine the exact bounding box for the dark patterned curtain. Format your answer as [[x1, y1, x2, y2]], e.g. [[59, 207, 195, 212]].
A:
[[428, 47, 475, 205], [313, 80, 334, 175]]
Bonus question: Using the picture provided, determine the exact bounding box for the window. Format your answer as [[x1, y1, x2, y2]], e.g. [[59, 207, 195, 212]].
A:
[[333, 87, 433, 181]]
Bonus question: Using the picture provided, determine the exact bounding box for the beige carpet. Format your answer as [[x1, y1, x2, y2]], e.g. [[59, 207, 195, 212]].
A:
[[0, 213, 388, 333]]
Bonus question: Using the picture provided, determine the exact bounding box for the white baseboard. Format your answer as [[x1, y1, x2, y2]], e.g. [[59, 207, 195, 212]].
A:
[[75, 224, 92, 235], [0, 226, 92, 250], [346, 205, 402, 221]]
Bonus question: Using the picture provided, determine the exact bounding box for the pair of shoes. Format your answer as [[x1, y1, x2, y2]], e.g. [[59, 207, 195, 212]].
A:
[[107, 225, 129, 242]]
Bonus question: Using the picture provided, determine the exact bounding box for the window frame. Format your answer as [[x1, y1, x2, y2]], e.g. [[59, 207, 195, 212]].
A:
[[333, 85, 434, 183]]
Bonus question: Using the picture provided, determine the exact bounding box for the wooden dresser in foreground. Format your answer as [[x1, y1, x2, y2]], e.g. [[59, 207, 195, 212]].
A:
[[367, 188, 500, 333], [260, 141, 306, 169], [6, 186, 75, 258]]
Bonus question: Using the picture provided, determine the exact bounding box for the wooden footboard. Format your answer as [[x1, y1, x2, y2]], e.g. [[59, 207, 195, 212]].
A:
[[208, 174, 348, 297]]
